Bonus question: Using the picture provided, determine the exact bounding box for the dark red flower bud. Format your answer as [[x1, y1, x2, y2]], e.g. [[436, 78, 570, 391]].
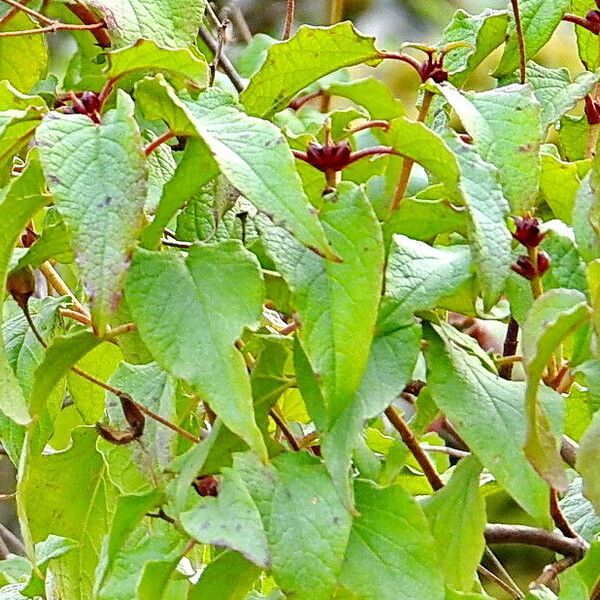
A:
[[306, 141, 352, 173], [192, 475, 219, 497], [6, 267, 35, 308], [537, 250, 551, 276], [512, 216, 545, 248], [585, 95, 600, 125], [21, 227, 37, 248], [80, 91, 101, 115], [586, 9, 600, 25], [511, 256, 537, 280], [428, 65, 449, 83]]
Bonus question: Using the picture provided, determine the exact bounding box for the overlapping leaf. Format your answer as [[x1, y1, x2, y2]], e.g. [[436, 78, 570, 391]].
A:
[[37, 91, 148, 335]]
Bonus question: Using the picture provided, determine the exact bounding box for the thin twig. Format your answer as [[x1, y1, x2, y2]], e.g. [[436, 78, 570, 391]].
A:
[[39, 261, 88, 316], [105, 322, 137, 338], [560, 436, 578, 469], [330, 0, 344, 24], [282, 0, 295, 39], [198, 25, 244, 92], [65, 1, 111, 47], [391, 90, 434, 211], [420, 444, 470, 459], [0, 0, 53, 25], [161, 238, 192, 249], [384, 405, 444, 491], [477, 565, 523, 600], [0, 523, 25, 556], [24, 305, 200, 445], [59, 308, 91, 326], [499, 318, 520, 380], [0, 0, 32, 28], [484, 524, 588, 559], [510, 0, 527, 84], [225, 3, 252, 43], [144, 132, 176, 157], [484, 547, 525, 599], [347, 120, 390, 135], [534, 555, 579, 588], [0, 20, 105, 36], [550, 489, 579, 539], [269, 408, 300, 451]]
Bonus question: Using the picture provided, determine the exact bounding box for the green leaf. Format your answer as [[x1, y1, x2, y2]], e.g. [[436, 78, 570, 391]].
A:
[[12, 218, 74, 272], [502, 63, 598, 134], [0, 13, 48, 93], [322, 77, 405, 120], [36, 91, 148, 335], [29, 330, 101, 419], [522, 289, 590, 490], [436, 82, 542, 212], [19, 428, 113, 600], [241, 23, 382, 118], [443, 135, 512, 308], [99, 363, 177, 495], [87, 0, 207, 48], [381, 235, 473, 328], [540, 152, 582, 223], [235, 452, 352, 600], [423, 323, 551, 524], [189, 551, 260, 600], [382, 196, 467, 244], [67, 342, 123, 423], [95, 490, 163, 596], [559, 476, 600, 542], [126, 242, 267, 460], [0, 160, 47, 426], [577, 411, 600, 515], [337, 481, 445, 600], [574, 171, 600, 262], [440, 9, 509, 87], [140, 137, 218, 249], [106, 40, 209, 89], [180, 467, 270, 567], [423, 457, 486, 592], [259, 182, 383, 428], [572, 0, 599, 70], [494, 0, 570, 77], [135, 78, 336, 260], [388, 120, 512, 307], [0, 83, 45, 186]]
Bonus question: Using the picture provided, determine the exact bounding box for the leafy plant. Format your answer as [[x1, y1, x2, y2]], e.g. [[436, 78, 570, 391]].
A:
[[2, 0, 600, 598]]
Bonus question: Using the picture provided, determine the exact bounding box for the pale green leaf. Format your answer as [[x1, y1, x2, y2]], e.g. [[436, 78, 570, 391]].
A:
[[36, 91, 148, 335], [381, 235, 473, 328], [540, 152, 582, 223], [234, 452, 352, 600], [95, 490, 163, 596], [0, 160, 47, 426], [126, 242, 267, 460], [180, 467, 270, 568], [423, 457, 486, 592], [259, 182, 383, 428], [189, 551, 260, 600], [522, 289, 590, 490], [0, 14, 47, 93], [337, 481, 445, 600], [106, 39, 209, 89], [440, 9, 509, 87], [241, 23, 382, 118], [572, 0, 599, 70], [135, 78, 336, 260], [502, 63, 598, 133], [423, 324, 551, 524], [87, 0, 207, 48], [494, 0, 570, 77], [437, 82, 542, 212], [19, 428, 113, 600], [559, 476, 600, 542]]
